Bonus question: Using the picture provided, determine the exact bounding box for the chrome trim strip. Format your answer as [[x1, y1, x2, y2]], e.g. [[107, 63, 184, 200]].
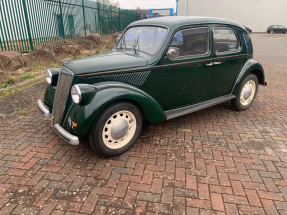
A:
[[54, 124, 79, 146], [61, 66, 74, 75], [78, 54, 248, 78], [37, 99, 50, 118], [78, 65, 161, 77], [162, 54, 247, 68], [165, 95, 236, 120]]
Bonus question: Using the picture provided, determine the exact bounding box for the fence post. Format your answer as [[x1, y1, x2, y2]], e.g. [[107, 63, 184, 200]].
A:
[[0, 34, 3, 51], [110, 5, 112, 33], [0, 22, 3, 51], [59, 0, 65, 39], [21, 0, 33, 51], [82, 0, 86, 37], [97, 2, 101, 34], [126, 9, 128, 28], [118, 8, 120, 31]]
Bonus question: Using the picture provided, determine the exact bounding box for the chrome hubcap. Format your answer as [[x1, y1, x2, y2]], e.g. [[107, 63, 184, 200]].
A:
[[240, 80, 256, 106], [110, 119, 129, 140], [243, 85, 252, 100], [102, 110, 137, 149]]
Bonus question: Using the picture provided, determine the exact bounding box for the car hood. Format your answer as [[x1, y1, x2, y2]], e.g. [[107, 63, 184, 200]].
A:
[[64, 51, 148, 75]]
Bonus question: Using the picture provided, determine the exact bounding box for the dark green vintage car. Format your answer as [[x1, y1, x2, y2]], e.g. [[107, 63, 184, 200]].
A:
[[38, 16, 266, 156]]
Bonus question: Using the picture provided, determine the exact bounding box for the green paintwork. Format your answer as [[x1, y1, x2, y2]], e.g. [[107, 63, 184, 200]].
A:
[[211, 27, 249, 98], [232, 59, 265, 96], [43, 16, 265, 137], [162, 50, 213, 110], [44, 84, 55, 109], [64, 52, 148, 75], [68, 82, 166, 136]]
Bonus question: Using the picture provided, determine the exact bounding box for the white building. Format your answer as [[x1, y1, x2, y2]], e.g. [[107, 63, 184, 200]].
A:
[[177, 0, 287, 32]]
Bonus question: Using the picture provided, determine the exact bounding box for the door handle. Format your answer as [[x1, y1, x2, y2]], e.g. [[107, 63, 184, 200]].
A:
[[206, 62, 213, 66], [214, 62, 221, 65]]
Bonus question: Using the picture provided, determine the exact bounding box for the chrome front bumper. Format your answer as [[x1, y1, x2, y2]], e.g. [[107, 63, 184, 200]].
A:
[[37, 99, 50, 118], [37, 99, 79, 146]]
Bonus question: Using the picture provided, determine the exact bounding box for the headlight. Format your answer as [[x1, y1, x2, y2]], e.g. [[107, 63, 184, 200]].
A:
[[45, 70, 52, 84], [71, 85, 82, 104]]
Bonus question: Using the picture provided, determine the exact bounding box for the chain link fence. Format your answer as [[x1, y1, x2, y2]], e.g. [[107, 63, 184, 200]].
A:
[[0, 0, 139, 53]]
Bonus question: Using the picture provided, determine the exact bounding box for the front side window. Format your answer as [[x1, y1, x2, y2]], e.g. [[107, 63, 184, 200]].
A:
[[214, 27, 240, 54], [168, 27, 209, 58], [115, 26, 167, 55]]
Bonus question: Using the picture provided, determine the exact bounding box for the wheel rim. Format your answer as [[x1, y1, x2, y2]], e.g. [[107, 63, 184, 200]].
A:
[[102, 110, 137, 149], [240, 80, 256, 106]]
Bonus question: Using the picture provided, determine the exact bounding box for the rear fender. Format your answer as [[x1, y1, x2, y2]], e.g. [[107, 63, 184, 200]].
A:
[[232, 59, 266, 96]]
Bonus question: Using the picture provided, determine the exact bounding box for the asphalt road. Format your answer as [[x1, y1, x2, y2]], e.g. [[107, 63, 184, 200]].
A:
[[251, 33, 287, 70]]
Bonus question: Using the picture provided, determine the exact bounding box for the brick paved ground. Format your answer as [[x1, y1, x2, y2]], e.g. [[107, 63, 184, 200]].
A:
[[0, 34, 287, 214]]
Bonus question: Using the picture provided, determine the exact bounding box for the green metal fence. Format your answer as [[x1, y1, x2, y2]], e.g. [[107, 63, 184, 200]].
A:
[[0, 0, 139, 53]]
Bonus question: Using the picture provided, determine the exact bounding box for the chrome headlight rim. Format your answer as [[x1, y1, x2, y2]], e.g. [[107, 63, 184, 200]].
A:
[[71, 85, 82, 104], [45, 69, 52, 84]]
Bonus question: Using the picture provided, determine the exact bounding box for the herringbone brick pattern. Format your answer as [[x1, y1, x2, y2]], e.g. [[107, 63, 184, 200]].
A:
[[1, 35, 287, 214]]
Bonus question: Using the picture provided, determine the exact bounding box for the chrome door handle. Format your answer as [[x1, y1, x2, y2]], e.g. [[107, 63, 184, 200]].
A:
[[214, 62, 221, 65], [206, 62, 213, 66]]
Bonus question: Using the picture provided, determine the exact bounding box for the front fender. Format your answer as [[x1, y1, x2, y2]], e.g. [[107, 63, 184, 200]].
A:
[[69, 82, 166, 136], [232, 59, 266, 96]]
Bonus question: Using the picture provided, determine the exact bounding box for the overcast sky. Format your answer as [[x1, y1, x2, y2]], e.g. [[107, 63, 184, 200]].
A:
[[115, 0, 177, 10]]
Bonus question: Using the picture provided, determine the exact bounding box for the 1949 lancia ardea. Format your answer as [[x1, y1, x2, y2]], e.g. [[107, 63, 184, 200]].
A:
[[37, 16, 266, 157]]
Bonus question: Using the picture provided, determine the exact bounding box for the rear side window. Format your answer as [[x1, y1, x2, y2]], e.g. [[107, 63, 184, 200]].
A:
[[168, 27, 209, 58], [214, 27, 240, 54]]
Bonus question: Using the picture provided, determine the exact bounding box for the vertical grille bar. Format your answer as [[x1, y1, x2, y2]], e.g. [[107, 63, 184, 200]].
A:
[[52, 68, 73, 125]]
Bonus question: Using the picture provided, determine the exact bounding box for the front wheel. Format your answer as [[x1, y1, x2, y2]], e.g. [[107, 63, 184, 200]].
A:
[[231, 74, 258, 111], [89, 102, 142, 157]]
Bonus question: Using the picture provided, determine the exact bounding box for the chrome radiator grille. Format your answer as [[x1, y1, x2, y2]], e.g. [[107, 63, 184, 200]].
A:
[[52, 68, 73, 125]]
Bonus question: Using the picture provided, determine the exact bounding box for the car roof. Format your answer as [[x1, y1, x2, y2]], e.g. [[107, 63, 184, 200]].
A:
[[129, 16, 246, 31]]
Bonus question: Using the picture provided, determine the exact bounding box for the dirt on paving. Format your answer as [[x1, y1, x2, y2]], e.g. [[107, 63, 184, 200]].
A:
[[0, 82, 46, 121]]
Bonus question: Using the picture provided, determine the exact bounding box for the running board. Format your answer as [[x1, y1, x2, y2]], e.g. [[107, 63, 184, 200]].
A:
[[165, 95, 236, 120]]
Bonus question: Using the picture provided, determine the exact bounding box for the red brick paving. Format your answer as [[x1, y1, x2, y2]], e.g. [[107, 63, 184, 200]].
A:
[[1, 43, 287, 214]]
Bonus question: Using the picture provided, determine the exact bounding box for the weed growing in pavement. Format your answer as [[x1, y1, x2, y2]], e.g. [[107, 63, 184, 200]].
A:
[[21, 74, 35, 79], [20, 109, 29, 115], [6, 78, 15, 85]]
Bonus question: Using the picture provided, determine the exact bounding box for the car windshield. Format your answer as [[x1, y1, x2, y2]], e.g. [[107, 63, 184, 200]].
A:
[[115, 26, 168, 55]]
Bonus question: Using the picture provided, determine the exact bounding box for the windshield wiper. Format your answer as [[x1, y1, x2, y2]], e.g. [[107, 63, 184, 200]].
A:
[[120, 34, 126, 52], [133, 35, 140, 54]]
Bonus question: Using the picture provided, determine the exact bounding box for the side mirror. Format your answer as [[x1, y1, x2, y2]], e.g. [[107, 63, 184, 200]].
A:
[[166, 48, 177, 59]]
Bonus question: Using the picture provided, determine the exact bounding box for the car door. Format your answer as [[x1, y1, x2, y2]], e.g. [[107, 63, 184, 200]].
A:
[[210, 26, 248, 98], [161, 26, 213, 110], [279, 25, 285, 33]]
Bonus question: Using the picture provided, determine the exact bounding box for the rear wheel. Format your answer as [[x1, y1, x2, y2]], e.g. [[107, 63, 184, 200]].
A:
[[89, 102, 142, 157], [231, 74, 258, 111]]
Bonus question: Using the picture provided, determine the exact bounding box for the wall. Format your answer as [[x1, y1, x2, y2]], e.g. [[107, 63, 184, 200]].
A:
[[177, 0, 287, 32]]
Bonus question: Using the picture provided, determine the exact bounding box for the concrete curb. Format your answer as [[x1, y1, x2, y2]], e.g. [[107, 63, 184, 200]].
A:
[[0, 74, 45, 94]]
